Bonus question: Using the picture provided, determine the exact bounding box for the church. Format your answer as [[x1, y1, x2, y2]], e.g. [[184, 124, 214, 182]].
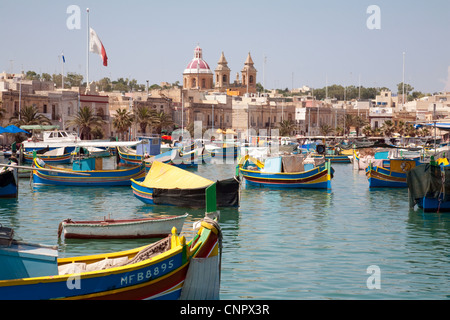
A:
[[182, 45, 257, 95]]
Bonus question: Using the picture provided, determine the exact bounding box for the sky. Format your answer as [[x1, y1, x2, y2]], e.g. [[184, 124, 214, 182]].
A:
[[1, 0, 450, 94]]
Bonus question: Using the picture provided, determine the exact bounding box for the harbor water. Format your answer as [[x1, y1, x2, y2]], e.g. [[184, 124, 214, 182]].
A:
[[1, 159, 449, 300]]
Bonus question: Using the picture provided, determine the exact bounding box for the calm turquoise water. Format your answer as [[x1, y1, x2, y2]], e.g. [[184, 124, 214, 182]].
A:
[[1, 159, 449, 300]]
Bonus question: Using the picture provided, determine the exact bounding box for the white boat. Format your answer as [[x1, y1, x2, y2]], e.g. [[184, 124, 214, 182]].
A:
[[22, 130, 146, 152], [57, 213, 189, 239]]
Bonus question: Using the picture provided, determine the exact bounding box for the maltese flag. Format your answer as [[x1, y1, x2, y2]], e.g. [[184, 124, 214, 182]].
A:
[[89, 27, 108, 66]]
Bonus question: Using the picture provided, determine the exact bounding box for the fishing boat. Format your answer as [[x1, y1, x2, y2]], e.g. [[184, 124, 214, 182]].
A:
[[22, 128, 147, 154], [22, 129, 81, 152], [23, 147, 72, 164], [239, 154, 333, 189], [312, 145, 351, 163], [0, 158, 19, 198], [365, 158, 419, 188], [57, 213, 189, 239], [119, 146, 200, 170], [0, 215, 222, 300], [131, 161, 240, 208], [407, 158, 450, 212], [32, 157, 146, 186]]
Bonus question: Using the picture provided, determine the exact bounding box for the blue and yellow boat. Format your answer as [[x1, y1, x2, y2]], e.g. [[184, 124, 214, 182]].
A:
[[365, 158, 419, 188], [32, 158, 146, 186], [0, 218, 221, 300], [131, 161, 240, 208], [407, 158, 450, 212], [239, 155, 332, 189]]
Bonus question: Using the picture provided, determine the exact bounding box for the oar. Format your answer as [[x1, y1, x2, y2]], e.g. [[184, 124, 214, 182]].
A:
[[0, 164, 91, 176]]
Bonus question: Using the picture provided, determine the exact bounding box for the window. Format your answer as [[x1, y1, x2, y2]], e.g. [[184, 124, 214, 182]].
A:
[[249, 75, 254, 84], [202, 79, 206, 88], [222, 75, 227, 83]]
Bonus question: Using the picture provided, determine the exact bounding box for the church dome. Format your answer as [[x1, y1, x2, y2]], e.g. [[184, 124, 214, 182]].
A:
[[183, 46, 213, 75]]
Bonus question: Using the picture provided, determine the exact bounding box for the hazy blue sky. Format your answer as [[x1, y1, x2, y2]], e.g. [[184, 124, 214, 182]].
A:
[[1, 0, 449, 94]]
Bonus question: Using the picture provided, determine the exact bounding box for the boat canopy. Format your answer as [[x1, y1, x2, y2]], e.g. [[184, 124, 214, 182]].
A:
[[142, 161, 213, 189]]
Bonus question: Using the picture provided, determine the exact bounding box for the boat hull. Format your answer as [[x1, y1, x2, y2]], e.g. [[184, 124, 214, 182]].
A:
[[23, 153, 72, 164], [32, 159, 146, 186], [240, 164, 332, 189], [365, 168, 407, 188], [0, 168, 18, 198], [131, 178, 240, 208], [60, 214, 188, 239], [417, 196, 450, 212], [0, 219, 220, 300]]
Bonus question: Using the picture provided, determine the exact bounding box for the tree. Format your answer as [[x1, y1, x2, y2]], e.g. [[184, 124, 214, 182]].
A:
[[354, 116, 368, 137], [152, 112, 174, 134], [278, 119, 295, 136], [112, 108, 133, 140], [9, 105, 52, 126], [381, 120, 395, 137], [25, 71, 40, 80], [65, 72, 84, 87], [344, 114, 355, 135], [134, 105, 156, 135], [319, 124, 333, 136], [362, 125, 373, 137], [67, 106, 104, 140], [0, 100, 4, 125], [96, 77, 112, 92]]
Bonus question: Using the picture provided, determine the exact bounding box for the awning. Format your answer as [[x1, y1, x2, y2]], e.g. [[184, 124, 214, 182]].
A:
[[0, 125, 30, 134], [414, 122, 450, 130], [20, 125, 60, 130], [141, 161, 213, 189]]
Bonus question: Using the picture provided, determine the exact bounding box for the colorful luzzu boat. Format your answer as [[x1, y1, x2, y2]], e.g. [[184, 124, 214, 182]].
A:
[[0, 217, 221, 300], [131, 161, 240, 208], [365, 158, 419, 188], [32, 158, 146, 186], [407, 158, 450, 212], [239, 155, 333, 189]]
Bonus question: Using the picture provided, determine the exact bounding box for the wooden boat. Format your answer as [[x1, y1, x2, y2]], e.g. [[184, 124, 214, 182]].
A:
[[312, 146, 351, 163], [239, 154, 333, 189], [0, 216, 222, 300], [32, 158, 146, 186], [131, 161, 239, 208], [58, 213, 189, 239], [23, 147, 72, 164], [119, 147, 199, 169], [365, 158, 419, 188], [407, 158, 450, 212], [0, 159, 19, 198]]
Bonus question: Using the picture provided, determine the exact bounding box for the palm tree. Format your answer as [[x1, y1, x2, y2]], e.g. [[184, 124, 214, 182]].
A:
[[372, 127, 382, 137], [112, 108, 133, 140], [152, 112, 174, 135], [381, 120, 395, 137], [9, 105, 52, 127], [362, 125, 373, 137], [335, 126, 344, 136], [67, 106, 104, 140], [354, 116, 367, 137], [0, 100, 5, 125], [343, 114, 355, 135], [134, 105, 156, 135], [278, 119, 295, 137], [396, 120, 406, 137], [319, 124, 333, 136]]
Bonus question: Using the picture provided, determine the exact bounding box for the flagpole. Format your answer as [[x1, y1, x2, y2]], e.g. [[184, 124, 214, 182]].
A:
[[86, 8, 90, 91], [61, 52, 64, 89]]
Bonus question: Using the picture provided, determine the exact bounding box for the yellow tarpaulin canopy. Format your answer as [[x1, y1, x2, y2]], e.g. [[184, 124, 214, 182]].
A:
[[141, 161, 213, 189]]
